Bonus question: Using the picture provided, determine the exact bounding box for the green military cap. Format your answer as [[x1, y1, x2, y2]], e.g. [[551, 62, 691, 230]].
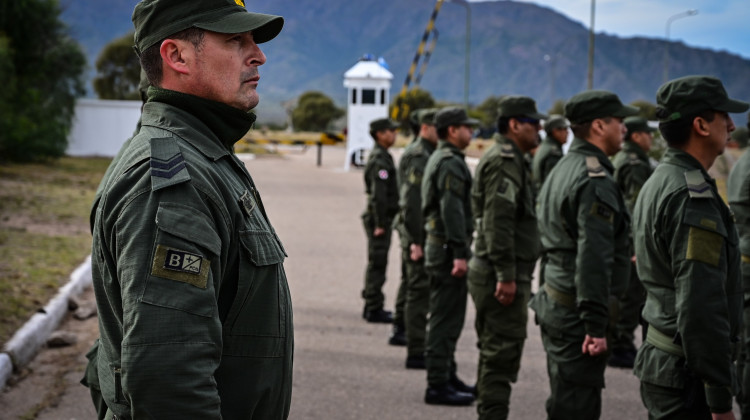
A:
[[419, 108, 438, 125], [132, 0, 284, 55], [409, 109, 422, 126], [731, 126, 749, 148], [434, 107, 479, 130], [498, 96, 547, 120], [624, 116, 656, 134], [656, 75, 749, 122], [544, 114, 568, 132], [564, 90, 639, 124], [370, 118, 399, 132]]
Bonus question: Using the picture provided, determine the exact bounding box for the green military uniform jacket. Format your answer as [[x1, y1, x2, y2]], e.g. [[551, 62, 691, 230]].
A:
[[91, 88, 293, 419], [612, 140, 654, 214], [396, 137, 435, 247], [634, 148, 742, 413], [422, 140, 473, 265], [532, 136, 563, 192], [363, 143, 399, 229], [532, 137, 630, 339], [472, 134, 539, 283]]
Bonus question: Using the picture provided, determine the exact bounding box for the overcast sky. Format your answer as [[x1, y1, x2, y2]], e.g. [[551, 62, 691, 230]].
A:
[[475, 0, 750, 59]]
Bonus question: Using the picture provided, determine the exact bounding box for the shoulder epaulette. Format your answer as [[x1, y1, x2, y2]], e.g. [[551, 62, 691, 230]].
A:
[[150, 137, 191, 191], [684, 170, 713, 198], [585, 156, 606, 178], [500, 144, 515, 158], [627, 153, 641, 165]]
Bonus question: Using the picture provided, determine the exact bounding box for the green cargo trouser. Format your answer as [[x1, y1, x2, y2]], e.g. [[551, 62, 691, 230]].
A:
[[613, 262, 645, 352], [404, 248, 430, 357], [468, 261, 530, 420], [425, 264, 467, 386], [362, 214, 393, 312], [393, 247, 409, 328], [640, 381, 710, 420], [541, 326, 607, 420]]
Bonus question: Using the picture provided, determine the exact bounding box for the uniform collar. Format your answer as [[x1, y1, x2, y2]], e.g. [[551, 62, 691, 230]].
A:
[[568, 137, 614, 173], [494, 133, 524, 156], [542, 136, 563, 150], [417, 136, 436, 154], [145, 87, 256, 158], [438, 139, 466, 158], [661, 148, 709, 175], [622, 140, 649, 162]]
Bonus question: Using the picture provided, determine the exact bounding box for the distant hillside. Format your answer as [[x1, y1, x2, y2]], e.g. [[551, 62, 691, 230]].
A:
[[60, 0, 750, 123]]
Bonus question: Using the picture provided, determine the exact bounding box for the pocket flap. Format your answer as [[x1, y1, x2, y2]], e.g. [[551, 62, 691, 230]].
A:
[[240, 230, 286, 266], [683, 208, 728, 237], [156, 202, 221, 256]]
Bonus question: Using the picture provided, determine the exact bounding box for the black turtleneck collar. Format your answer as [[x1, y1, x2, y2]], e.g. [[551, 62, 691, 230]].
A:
[[147, 87, 256, 150]]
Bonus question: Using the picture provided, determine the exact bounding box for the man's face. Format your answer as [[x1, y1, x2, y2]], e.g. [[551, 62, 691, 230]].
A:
[[551, 127, 569, 144], [600, 117, 626, 156], [190, 30, 266, 111], [511, 117, 541, 153], [421, 124, 438, 144], [631, 131, 653, 152], [377, 128, 397, 149], [455, 124, 474, 150], [705, 112, 736, 156]]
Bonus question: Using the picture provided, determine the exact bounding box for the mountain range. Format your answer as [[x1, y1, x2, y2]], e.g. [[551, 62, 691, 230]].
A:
[[59, 0, 750, 123]]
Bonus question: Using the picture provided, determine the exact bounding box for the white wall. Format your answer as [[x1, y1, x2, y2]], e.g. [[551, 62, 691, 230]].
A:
[[67, 99, 142, 157]]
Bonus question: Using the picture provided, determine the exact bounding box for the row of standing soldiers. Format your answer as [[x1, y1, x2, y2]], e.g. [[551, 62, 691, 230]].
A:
[[361, 75, 750, 420]]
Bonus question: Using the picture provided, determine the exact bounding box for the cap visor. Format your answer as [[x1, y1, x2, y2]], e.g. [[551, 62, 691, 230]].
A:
[[196, 12, 283, 43], [528, 112, 548, 120], [613, 105, 640, 119], [463, 118, 480, 126], [717, 98, 750, 114]]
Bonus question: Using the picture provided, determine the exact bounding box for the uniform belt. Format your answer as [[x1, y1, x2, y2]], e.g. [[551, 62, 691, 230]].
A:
[[543, 283, 576, 308], [426, 234, 446, 246], [646, 327, 684, 358], [742, 254, 750, 264]]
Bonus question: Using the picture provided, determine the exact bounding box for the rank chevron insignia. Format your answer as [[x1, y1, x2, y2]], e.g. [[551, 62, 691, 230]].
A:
[[585, 156, 606, 178], [684, 170, 713, 198], [151, 154, 186, 179]]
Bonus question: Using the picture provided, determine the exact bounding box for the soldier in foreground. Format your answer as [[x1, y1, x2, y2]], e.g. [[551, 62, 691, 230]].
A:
[[361, 118, 400, 323], [634, 76, 747, 420], [532, 114, 569, 192], [89, 0, 293, 418], [608, 116, 657, 369], [422, 107, 478, 405], [531, 90, 636, 419], [395, 109, 438, 365], [469, 96, 545, 419]]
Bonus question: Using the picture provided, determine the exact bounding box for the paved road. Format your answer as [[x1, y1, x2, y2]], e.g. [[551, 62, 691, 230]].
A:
[[2, 145, 656, 419]]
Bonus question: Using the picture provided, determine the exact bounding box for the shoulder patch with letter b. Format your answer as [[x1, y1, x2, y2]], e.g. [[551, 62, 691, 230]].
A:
[[151, 244, 210, 289]]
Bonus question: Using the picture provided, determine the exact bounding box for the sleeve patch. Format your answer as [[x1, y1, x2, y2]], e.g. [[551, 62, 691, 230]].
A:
[[496, 178, 517, 202], [586, 156, 606, 178], [684, 170, 713, 198], [590, 201, 614, 223], [407, 168, 423, 185], [445, 174, 465, 196], [686, 227, 723, 266], [151, 244, 210, 288], [378, 169, 389, 180]]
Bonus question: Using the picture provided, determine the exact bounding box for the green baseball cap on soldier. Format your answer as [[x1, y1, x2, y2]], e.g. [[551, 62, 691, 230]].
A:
[[434, 107, 479, 130], [624, 116, 656, 134], [419, 108, 438, 125], [656, 75, 749, 122], [409, 109, 422, 127], [370, 118, 399, 132], [498, 96, 547, 120], [132, 0, 284, 54], [544, 114, 568, 132], [565, 90, 639, 124]]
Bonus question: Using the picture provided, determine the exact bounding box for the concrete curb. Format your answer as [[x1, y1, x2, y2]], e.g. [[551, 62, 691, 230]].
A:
[[0, 256, 93, 389]]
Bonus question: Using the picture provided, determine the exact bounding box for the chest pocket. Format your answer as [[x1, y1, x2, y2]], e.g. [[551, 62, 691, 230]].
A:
[[223, 189, 290, 358]]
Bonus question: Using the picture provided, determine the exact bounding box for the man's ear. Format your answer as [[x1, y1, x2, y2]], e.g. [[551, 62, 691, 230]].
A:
[[160, 39, 191, 76], [692, 116, 711, 137]]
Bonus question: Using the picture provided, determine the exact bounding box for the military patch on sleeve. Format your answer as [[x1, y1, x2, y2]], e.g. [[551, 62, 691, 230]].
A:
[[686, 227, 723, 266], [590, 201, 614, 223], [407, 168, 423, 185], [500, 144, 515, 158], [150, 137, 191, 191], [496, 178, 517, 202], [151, 244, 210, 289], [684, 170, 713, 198], [628, 153, 641, 166], [445, 174, 465, 196], [378, 169, 389, 180], [586, 156, 606, 178]]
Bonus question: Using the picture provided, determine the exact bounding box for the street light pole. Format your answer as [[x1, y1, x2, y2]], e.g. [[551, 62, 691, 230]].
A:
[[586, 0, 595, 90], [448, 0, 470, 109], [663, 9, 698, 83]]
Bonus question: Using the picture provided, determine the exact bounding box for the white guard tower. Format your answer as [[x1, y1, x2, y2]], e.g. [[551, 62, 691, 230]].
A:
[[343, 56, 393, 170]]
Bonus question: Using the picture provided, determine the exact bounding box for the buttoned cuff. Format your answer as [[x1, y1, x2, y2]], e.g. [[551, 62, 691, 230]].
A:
[[704, 384, 733, 414]]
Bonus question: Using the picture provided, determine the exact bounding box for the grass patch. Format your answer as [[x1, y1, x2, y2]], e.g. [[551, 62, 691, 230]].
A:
[[0, 157, 110, 346]]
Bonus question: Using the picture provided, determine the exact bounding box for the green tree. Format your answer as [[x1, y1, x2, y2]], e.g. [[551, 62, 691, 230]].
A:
[[291, 91, 344, 132], [93, 31, 141, 100], [547, 99, 565, 117], [0, 0, 86, 162], [474, 95, 504, 128], [389, 87, 436, 132], [630, 99, 657, 120]]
